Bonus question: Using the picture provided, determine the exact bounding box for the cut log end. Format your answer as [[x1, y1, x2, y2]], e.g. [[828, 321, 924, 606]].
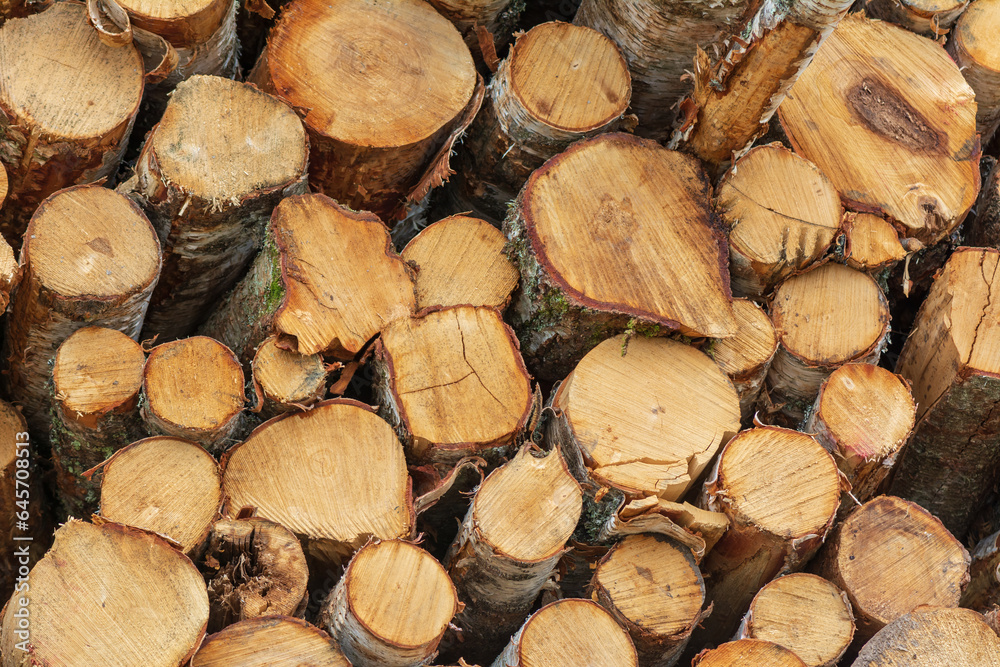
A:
[[117, 0, 232, 46], [712, 298, 777, 421], [54, 327, 146, 421], [192, 616, 350, 667], [252, 336, 328, 417], [850, 607, 1000, 666], [845, 213, 907, 272], [951, 0, 1000, 143], [694, 639, 807, 666], [867, 0, 968, 36]]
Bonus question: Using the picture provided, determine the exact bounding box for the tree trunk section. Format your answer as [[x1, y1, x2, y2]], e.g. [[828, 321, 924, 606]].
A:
[[693, 640, 807, 666], [192, 616, 350, 666], [250, 336, 328, 420], [710, 299, 777, 424], [850, 607, 1000, 666], [949, 0, 1000, 146], [843, 213, 907, 274], [0, 0, 51, 22], [868, 0, 968, 37]]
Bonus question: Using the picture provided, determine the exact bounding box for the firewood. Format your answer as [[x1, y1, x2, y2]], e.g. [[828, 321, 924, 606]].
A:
[[401, 215, 519, 310], [250, 336, 328, 419], [693, 640, 807, 666], [1, 185, 161, 435], [141, 336, 245, 454], [736, 573, 855, 667], [373, 305, 533, 466], [966, 158, 1000, 247], [574, 0, 746, 141], [804, 364, 915, 510], [889, 247, 1000, 537], [425, 0, 521, 66], [0, 519, 209, 666], [319, 539, 458, 666], [221, 400, 412, 567], [712, 299, 777, 423], [248, 0, 478, 221], [949, 0, 1000, 145], [192, 616, 350, 666], [867, 0, 968, 36], [591, 533, 707, 666], [688, 426, 841, 649], [492, 599, 638, 666], [962, 528, 1000, 613], [764, 263, 889, 424], [124, 74, 308, 341], [778, 14, 979, 245], [449, 21, 630, 221], [441, 446, 582, 662], [850, 606, 1000, 666], [202, 516, 309, 632], [844, 213, 907, 274], [50, 326, 147, 519], [201, 193, 416, 363], [504, 132, 736, 381], [811, 495, 970, 647], [0, 163, 6, 209], [0, 2, 144, 245]]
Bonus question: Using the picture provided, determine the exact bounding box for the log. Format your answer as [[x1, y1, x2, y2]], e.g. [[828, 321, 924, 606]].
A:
[[867, 0, 968, 36], [192, 616, 350, 666], [966, 157, 1000, 248], [441, 446, 582, 662], [491, 599, 638, 666], [141, 336, 246, 454], [778, 13, 979, 245], [811, 495, 970, 647], [221, 400, 412, 567], [50, 326, 147, 519], [843, 213, 907, 274], [962, 528, 1000, 612], [200, 193, 416, 363], [711, 299, 777, 423], [319, 539, 458, 666], [248, 0, 478, 221], [591, 533, 707, 666], [504, 132, 736, 381], [574, 0, 746, 141], [373, 305, 533, 466], [425, 0, 521, 67], [1, 185, 161, 436], [889, 247, 1000, 537], [250, 336, 328, 420], [125, 74, 308, 341], [448, 21, 630, 221], [202, 516, 309, 632], [764, 262, 889, 424], [0, 2, 144, 246], [850, 606, 1000, 666], [0, 519, 209, 666], [736, 573, 855, 667], [693, 640, 806, 667], [400, 215, 519, 310], [949, 0, 1000, 145]]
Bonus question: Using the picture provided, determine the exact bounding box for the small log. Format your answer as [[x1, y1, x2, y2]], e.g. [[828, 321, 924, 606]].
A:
[[890, 247, 1000, 537], [251, 336, 328, 420], [1, 185, 161, 436], [591, 534, 707, 666], [319, 539, 458, 666], [778, 14, 979, 245], [867, 0, 968, 36], [962, 528, 1000, 612], [192, 616, 350, 667], [126, 74, 308, 341], [504, 132, 736, 381], [0, 2, 144, 245], [711, 299, 777, 423], [491, 599, 638, 666], [401, 215, 519, 310], [0, 520, 209, 666], [716, 144, 842, 298], [50, 326, 147, 519], [949, 0, 1000, 145], [737, 573, 855, 667], [373, 305, 533, 466], [850, 606, 1000, 666], [201, 193, 415, 363], [693, 639, 806, 667], [141, 336, 246, 454], [449, 21, 630, 221], [811, 495, 970, 647], [843, 213, 907, 274], [221, 400, 412, 567], [249, 0, 478, 221], [425, 0, 521, 66], [202, 516, 309, 632], [764, 262, 889, 424], [441, 446, 582, 662]]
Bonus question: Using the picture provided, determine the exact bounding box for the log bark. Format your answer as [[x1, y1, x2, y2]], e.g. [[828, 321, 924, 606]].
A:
[[50, 326, 147, 519], [843, 213, 907, 274], [763, 262, 889, 425], [503, 132, 736, 381], [949, 0, 1000, 145], [250, 336, 328, 420], [124, 74, 308, 341], [710, 299, 777, 424], [0, 519, 209, 666], [965, 157, 1000, 248], [248, 0, 478, 221], [1, 185, 161, 437], [319, 539, 458, 666], [868, 0, 968, 36], [889, 247, 1000, 537], [200, 193, 416, 363], [448, 21, 630, 221], [0, 2, 145, 247], [425, 0, 522, 67], [693, 640, 806, 666], [491, 599, 638, 666], [962, 528, 1000, 612], [850, 606, 1000, 666], [192, 616, 350, 666], [401, 215, 519, 310], [736, 573, 855, 667], [778, 13, 979, 245], [810, 495, 970, 648]]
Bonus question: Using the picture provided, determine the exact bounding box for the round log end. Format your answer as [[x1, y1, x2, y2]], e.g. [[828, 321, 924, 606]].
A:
[[54, 327, 146, 420], [193, 616, 350, 666], [713, 299, 777, 381], [695, 639, 807, 666], [252, 336, 328, 410], [851, 607, 1000, 666], [508, 599, 638, 666], [117, 0, 231, 46]]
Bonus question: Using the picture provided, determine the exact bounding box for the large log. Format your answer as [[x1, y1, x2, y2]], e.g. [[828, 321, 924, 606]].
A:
[[948, 0, 1000, 145], [850, 607, 1000, 666], [192, 616, 350, 667], [710, 299, 777, 423]]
